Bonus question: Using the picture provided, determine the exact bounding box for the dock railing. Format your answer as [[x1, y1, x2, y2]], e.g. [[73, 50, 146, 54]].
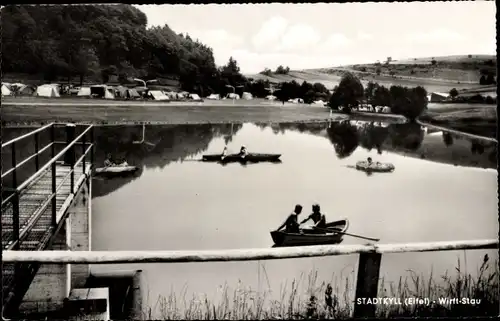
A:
[[1, 123, 95, 315], [3, 239, 498, 318], [1, 123, 95, 251]]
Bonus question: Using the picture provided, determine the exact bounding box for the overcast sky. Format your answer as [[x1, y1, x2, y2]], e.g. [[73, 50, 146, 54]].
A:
[[136, 2, 496, 74]]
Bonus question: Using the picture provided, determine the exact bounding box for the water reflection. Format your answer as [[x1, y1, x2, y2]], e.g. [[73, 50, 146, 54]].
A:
[[265, 120, 496, 170], [91, 123, 243, 197], [2, 120, 496, 197]]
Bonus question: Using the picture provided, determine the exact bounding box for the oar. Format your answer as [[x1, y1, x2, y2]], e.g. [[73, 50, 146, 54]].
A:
[[313, 226, 380, 242]]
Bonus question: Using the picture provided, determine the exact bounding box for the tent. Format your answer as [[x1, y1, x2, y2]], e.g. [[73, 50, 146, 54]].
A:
[[188, 93, 202, 101], [312, 100, 326, 106], [227, 93, 240, 100], [36, 85, 60, 98], [242, 92, 253, 100], [148, 90, 169, 101], [265, 95, 277, 100], [18, 85, 36, 96], [77, 87, 92, 97], [1, 84, 12, 96], [206, 94, 220, 100], [288, 98, 304, 104], [90, 85, 115, 99], [126, 88, 141, 99], [382, 106, 392, 113]]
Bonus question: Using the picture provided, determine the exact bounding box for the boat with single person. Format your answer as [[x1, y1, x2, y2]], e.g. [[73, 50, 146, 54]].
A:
[[355, 160, 395, 173], [202, 153, 281, 163], [270, 219, 349, 247]]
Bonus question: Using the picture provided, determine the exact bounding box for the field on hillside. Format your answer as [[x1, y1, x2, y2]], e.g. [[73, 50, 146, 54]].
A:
[[249, 55, 496, 94]]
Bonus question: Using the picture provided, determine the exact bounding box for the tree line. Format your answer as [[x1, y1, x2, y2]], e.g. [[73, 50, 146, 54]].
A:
[[328, 72, 428, 120]]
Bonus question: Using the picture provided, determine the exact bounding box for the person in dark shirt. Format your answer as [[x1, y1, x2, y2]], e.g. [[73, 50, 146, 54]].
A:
[[276, 204, 303, 233], [300, 204, 327, 229]]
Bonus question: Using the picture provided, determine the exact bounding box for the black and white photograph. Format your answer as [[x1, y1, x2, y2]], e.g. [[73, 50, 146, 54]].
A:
[[1, 1, 498, 320]]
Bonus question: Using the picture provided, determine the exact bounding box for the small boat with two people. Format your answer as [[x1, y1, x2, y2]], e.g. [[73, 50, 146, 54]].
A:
[[270, 204, 378, 247], [94, 154, 139, 177], [202, 146, 281, 163], [355, 157, 395, 173]]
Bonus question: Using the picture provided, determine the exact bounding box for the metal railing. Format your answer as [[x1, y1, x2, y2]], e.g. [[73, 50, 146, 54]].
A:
[[3, 239, 498, 318], [1, 123, 95, 317], [2, 123, 95, 251]]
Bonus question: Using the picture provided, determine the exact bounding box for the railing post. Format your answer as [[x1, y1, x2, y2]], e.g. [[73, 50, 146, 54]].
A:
[[65, 124, 76, 193], [353, 252, 382, 318], [12, 193, 20, 250], [91, 126, 95, 167], [51, 161, 57, 228], [34, 132, 39, 171], [51, 124, 55, 159], [11, 142, 17, 190], [82, 132, 86, 175]]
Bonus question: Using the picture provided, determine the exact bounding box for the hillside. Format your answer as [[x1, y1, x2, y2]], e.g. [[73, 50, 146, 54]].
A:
[[0, 5, 221, 94], [249, 55, 497, 93]]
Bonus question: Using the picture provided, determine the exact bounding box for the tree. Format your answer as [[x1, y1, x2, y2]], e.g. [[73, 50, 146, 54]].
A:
[[479, 75, 487, 85], [449, 88, 459, 99], [328, 72, 364, 113]]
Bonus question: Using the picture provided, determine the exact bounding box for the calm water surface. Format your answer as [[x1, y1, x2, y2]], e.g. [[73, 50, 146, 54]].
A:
[[2, 120, 498, 314]]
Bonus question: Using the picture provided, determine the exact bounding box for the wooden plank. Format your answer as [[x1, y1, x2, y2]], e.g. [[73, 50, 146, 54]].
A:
[[2, 239, 498, 264]]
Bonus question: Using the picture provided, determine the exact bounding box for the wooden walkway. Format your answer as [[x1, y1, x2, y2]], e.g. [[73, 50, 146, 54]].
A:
[[2, 162, 87, 251]]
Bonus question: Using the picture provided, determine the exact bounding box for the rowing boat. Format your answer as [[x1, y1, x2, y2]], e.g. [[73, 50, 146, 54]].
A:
[[355, 161, 395, 173], [94, 165, 139, 176], [202, 153, 281, 163], [270, 219, 349, 247]]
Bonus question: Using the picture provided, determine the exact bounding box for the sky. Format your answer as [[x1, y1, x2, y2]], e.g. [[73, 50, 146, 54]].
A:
[[136, 2, 496, 74]]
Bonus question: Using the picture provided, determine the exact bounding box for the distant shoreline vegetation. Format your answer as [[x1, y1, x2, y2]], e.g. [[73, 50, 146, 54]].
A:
[[327, 72, 428, 121], [1, 5, 329, 104]]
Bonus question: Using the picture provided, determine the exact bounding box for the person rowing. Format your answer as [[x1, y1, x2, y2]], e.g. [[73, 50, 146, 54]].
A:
[[300, 203, 327, 229], [221, 146, 228, 160], [276, 204, 303, 233], [239, 145, 248, 159], [366, 157, 381, 167]]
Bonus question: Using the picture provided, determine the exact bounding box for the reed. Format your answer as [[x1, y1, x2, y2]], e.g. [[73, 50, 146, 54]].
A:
[[143, 254, 498, 319]]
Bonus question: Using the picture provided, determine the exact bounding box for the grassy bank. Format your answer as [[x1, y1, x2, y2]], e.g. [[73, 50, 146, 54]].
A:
[[1, 101, 344, 125], [419, 107, 497, 139], [142, 255, 498, 320]]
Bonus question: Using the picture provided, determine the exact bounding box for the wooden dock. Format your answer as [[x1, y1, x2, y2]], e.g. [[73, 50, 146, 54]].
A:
[[2, 163, 87, 251]]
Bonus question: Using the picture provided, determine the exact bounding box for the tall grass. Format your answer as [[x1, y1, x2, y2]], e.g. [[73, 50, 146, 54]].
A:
[[141, 254, 498, 320]]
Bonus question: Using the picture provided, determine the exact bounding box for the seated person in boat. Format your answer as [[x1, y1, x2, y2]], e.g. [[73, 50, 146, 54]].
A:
[[366, 157, 380, 166], [222, 146, 228, 157], [239, 145, 248, 158], [276, 204, 303, 233], [104, 154, 116, 167], [104, 154, 128, 167], [300, 203, 327, 229]]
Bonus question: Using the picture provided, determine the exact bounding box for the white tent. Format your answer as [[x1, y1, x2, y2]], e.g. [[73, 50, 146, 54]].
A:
[[382, 106, 392, 113], [148, 90, 170, 101], [288, 98, 304, 104], [188, 93, 202, 101], [227, 93, 240, 100], [312, 100, 326, 106], [265, 95, 277, 101], [36, 85, 60, 98], [1, 84, 12, 96], [77, 87, 92, 97], [206, 94, 220, 100], [242, 92, 253, 100]]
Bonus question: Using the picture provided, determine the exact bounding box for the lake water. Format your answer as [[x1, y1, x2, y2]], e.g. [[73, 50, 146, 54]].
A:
[[2, 120, 498, 316]]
